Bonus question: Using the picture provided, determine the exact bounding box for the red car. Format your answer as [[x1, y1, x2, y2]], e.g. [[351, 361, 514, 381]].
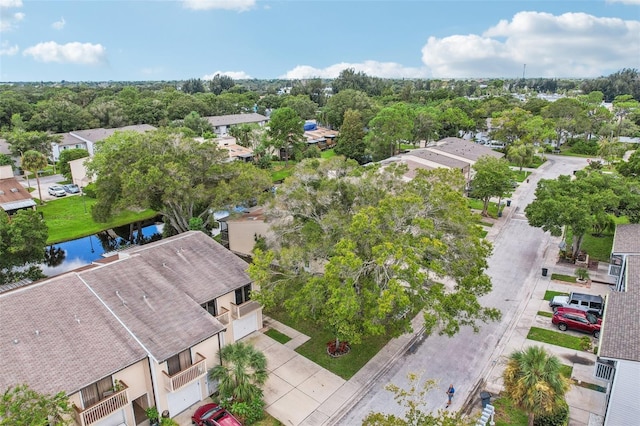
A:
[[552, 307, 601, 338], [191, 403, 242, 426]]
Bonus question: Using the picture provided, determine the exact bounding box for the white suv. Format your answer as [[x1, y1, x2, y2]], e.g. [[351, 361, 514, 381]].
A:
[[48, 185, 67, 197]]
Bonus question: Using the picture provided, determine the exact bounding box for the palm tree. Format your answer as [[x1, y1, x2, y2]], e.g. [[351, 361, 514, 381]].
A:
[[503, 346, 570, 426], [208, 342, 268, 404], [21, 150, 49, 205]]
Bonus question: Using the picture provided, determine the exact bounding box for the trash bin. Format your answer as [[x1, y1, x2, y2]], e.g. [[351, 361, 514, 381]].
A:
[[542, 267, 548, 277], [498, 211, 502, 217], [480, 391, 492, 408], [506, 200, 511, 207], [161, 410, 170, 419]]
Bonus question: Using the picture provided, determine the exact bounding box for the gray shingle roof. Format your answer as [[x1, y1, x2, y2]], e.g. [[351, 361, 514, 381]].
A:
[[404, 148, 470, 169], [0, 274, 147, 395], [612, 224, 640, 255], [599, 291, 640, 362], [80, 231, 250, 362], [431, 137, 505, 161], [65, 124, 157, 145], [205, 113, 267, 127]]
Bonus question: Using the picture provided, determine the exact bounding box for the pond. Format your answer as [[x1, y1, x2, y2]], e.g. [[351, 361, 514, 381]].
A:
[[41, 220, 164, 277]]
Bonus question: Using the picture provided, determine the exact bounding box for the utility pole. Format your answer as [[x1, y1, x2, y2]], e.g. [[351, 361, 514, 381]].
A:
[[522, 64, 526, 80]]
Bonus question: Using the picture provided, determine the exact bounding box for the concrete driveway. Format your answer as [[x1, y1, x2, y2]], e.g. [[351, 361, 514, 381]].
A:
[[17, 173, 77, 202]]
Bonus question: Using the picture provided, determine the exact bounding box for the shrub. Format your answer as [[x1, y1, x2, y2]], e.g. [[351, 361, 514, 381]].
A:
[[579, 336, 592, 351], [83, 183, 97, 198], [229, 398, 265, 425], [571, 140, 599, 155], [533, 400, 569, 426]]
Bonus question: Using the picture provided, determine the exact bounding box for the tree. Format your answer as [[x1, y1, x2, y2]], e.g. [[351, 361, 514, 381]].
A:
[[507, 143, 534, 171], [503, 346, 570, 426], [612, 94, 639, 137], [180, 111, 214, 136], [470, 156, 513, 216], [334, 109, 367, 163], [598, 137, 626, 165], [281, 95, 318, 120], [229, 123, 261, 150], [0, 384, 72, 426], [412, 107, 440, 147], [490, 107, 532, 146], [58, 148, 89, 181], [0, 209, 48, 285], [438, 107, 474, 138], [181, 78, 205, 94], [4, 129, 59, 158], [525, 171, 628, 257], [0, 153, 13, 168], [87, 129, 272, 234], [366, 103, 414, 161], [362, 373, 475, 426], [249, 160, 499, 349], [542, 98, 589, 147], [29, 98, 98, 133], [321, 89, 378, 129], [266, 107, 305, 163], [208, 74, 235, 95], [208, 342, 267, 405], [20, 150, 48, 203], [617, 148, 640, 178]]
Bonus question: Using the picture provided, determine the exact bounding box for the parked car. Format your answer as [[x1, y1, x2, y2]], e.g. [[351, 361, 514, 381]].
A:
[[549, 292, 604, 317], [552, 308, 601, 338], [191, 403, 242, 426], [48, 185, 67, 197], [62, 184, 80, 194]]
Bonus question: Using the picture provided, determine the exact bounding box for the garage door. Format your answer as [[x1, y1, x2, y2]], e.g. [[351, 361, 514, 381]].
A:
[[166, 380, 201, 416], [233, 312, 257, 340], [92, 409, 126, 426]]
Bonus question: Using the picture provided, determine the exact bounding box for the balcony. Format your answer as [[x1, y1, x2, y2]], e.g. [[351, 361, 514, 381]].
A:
[[74, 381, 129, 426], [216, 307, 230, 325], [163, 352, 207, 392], [230, 300, 261, 319]]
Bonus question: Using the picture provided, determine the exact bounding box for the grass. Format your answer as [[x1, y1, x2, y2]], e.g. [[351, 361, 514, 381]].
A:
[[526, 327, 585, 351], [493, 396, 528, 426], [537, 311, 553, 318], [573, 381, 606, 393], [479, 229, 488, 238], [544, 290, 568, 301], [479, 221, 494, 227], [321, 149, 336, 159], [559, 364, 573, 378], [264, 328, 292, 344], [266, 309, 389, 380], [37, 195, 157, 244], [565, 216, 628, 262], [467, 198, 500, 218], [254, 413, 284, 426], [511, 170, 529, 182], [551, 273, 577, 283]]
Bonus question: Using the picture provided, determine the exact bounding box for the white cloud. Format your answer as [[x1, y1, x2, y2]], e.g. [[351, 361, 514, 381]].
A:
[[421, 11, 640, 78], [23, 41, 107, 65], [51, 17, 65, 30], [0, 40, 18, 55], [0, 0, 23, 8], [1, 11, 24, 32], [203, 70, 252, 80], [281, 60, 429, 79], [606, 0, 640, 4], [141, 66, 165, 75], [182, 0, 255, 11]]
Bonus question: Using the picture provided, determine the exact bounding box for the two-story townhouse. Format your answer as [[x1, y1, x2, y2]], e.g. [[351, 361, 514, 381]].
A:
[[204, 113, 268, 137], [0, 231, 263, 426], [594, 224, 640, 425]]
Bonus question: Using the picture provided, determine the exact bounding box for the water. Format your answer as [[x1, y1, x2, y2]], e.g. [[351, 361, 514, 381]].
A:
[[41, 222, 164, 277]]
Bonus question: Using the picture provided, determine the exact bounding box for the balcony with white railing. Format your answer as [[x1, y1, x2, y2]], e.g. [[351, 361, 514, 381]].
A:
[[230, 300, 261, 319], [162, 352, 207, 392], [74, 381, 129, 426]]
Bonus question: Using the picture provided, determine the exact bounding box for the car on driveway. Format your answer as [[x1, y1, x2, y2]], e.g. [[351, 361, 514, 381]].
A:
[[48, 185, 67, 197], [552, 307, 601, 338], [549, 292, 604, 317], [191, 403, 242, 426], [62, 184, 80, 194]]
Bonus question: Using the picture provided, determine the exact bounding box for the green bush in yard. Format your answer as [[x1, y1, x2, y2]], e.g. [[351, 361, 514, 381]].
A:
[[83, 183, 97, 198], [533, 400, 569, 426]]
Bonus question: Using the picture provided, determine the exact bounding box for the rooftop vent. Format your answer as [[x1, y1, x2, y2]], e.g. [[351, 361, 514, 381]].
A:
[[10, 188, 19, 193], [0, 190, 4, 195]]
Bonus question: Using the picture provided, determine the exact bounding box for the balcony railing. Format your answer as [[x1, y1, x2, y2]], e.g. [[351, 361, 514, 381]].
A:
[[74, 381, 129, 426], [216, 307, 230, 325], [595, 359, 616, 381], [230, 300, 261, 319], [163, 352, 207, 392]]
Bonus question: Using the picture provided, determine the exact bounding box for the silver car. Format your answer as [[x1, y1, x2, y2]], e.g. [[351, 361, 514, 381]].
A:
[[48, 184, 67, 197]]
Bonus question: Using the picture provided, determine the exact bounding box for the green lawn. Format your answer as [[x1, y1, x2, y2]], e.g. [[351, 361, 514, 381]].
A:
[[321, 149, 336, 159], [467, 198, 500, 218], [266, 309, 390, 380], [493, 397, 528, 426], [544, 290, 569, 301], [559, 364, 573, 379], [37, 195, 157, 244], [551, 273, 576, 283], [565, 216, 628, 262], [537, 311, 553, 318], [526, 327, 585, 351], [264, 328, 292, 345]]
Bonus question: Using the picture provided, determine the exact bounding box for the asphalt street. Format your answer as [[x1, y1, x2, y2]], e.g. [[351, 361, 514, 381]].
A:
[[338, 155, 590, 423]]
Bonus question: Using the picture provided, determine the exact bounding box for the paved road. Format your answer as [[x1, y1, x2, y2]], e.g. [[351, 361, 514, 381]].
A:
[[17, 173, 76, 202], [338, 155, 590, 423]]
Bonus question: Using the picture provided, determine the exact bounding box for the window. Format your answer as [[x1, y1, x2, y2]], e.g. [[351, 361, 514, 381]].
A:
[[167, 349, 192, 376], [235, 284, 251, 305], [81, 376, 114, 407], [201, 299, 217, 317]]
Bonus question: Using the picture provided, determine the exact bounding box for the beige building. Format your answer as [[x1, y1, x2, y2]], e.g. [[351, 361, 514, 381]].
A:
[[219, 207, 272, 258], [0, 231, 262, 425], [0, 164, 36, 215]]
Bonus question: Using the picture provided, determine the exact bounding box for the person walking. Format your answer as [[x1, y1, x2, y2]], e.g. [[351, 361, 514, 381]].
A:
[[446, 384, 455, 408]]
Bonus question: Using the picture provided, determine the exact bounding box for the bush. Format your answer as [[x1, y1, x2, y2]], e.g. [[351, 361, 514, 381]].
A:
[[570, 140, 599, 155], [229, 398, 265, 425], [83, 183, 97, 198], [533, 400, 569, 426], [579, 336, 592, 351]]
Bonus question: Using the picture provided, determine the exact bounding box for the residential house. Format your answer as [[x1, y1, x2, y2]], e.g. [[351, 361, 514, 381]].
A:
[[0, 231, 263, 425], [52, 124, 157, 160], [594, 224, 640, 425], [219, 207, 272, 258], [0, 164, 36, 215], [195, 136, 254, 163], [204, 113, 268, 137]]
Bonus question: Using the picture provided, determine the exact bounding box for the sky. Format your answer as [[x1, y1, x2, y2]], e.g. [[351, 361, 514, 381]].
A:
[[0, 0, 639, 82]]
